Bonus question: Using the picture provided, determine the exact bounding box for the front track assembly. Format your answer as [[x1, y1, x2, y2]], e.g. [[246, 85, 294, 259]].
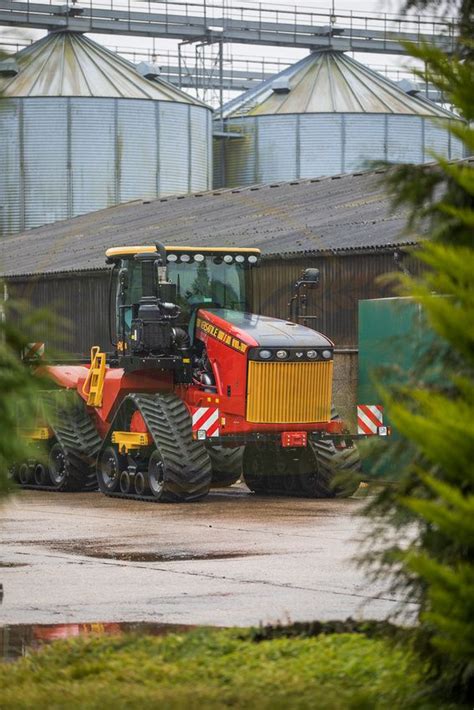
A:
[[97, 393, 212, 503]]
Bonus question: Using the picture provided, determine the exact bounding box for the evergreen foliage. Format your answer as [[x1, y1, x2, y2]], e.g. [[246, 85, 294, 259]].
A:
[[362, 27, 474, 701], [0, 297, 55, 497]]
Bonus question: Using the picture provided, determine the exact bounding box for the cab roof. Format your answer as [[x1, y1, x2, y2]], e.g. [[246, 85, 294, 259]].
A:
[[105, 246, 261, 260]]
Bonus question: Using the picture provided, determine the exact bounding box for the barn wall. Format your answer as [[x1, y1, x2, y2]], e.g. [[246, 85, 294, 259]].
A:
[[251, 251, 420, 348], [7, 251, 412, 356], [6, 270, 111, 357]]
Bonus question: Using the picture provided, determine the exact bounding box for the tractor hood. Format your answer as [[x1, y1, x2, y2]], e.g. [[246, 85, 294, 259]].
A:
[[197, 309, 333, 349]]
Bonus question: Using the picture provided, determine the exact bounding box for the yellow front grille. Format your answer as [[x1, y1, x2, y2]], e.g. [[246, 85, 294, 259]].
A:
[[246, 360, 333, 424]]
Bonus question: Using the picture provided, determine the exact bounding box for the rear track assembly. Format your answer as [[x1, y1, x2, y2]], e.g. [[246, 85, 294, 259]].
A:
[[14, 390, 101, 492]]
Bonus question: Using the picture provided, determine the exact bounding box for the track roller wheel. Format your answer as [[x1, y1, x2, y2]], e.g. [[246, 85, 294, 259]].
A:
[[148, 451, 166, 500], [19, 463, 33, 485], [208, 446, 243, 487], [48, 444, 68, 489], [98, 446, 121, 493], [8, 465, 18, 482], [134, 471, 148, 496], [119, 470, 131, 494], [34, 463, 49, 486]]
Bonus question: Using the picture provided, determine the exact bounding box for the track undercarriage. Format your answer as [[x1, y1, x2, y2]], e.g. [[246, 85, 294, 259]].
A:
[[95, 396, 360, 503], [13, 389, 360, 502], [14, 395, 360, 503], [11, 390, 100, 493]]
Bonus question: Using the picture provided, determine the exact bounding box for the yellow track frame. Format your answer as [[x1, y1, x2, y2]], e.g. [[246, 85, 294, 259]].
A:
[[21, 427, 53, 441], [111, 431, 152, 453]]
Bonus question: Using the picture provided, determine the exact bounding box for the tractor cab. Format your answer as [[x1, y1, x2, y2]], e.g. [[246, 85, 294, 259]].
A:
[[105, 244, 261, 375]]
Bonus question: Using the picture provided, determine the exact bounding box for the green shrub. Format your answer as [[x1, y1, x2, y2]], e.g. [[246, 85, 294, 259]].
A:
[[0, 628, 449, 710], [361, 29, 474, 702]]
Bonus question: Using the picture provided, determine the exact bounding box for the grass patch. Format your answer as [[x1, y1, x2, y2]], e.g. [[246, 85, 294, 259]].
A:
[[0, 627, 460, 709]]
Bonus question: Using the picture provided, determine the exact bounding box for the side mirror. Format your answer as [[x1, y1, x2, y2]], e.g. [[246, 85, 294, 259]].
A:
[[289, 268, 320, 324], [303, 268, 319, 282], [298, 268, 320, 289]]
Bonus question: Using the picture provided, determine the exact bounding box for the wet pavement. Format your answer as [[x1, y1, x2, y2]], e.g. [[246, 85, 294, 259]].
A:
[[0, 487, 417, 629]]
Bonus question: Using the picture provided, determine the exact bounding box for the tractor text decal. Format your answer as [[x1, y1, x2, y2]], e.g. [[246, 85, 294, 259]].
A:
[[197, 317, 248, 354]]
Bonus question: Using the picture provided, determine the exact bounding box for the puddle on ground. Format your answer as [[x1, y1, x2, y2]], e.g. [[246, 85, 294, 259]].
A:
[[71, 550, 261, 562], [0, 621, 196, 662], [11, 540, 264, 562]]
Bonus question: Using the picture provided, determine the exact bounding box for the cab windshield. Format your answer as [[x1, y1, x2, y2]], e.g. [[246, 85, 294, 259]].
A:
[[168, 254, 247, 314], [117, 253, 250, 336]]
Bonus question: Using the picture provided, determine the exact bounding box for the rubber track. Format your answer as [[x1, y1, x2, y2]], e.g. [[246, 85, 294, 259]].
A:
[[243, 408, 361, 499], [243, 441, 361, 499], [307, 439, 361, 498], [20, 390, 101, 492], [208, 446, 243, 487], [98, 393, 212, 503]]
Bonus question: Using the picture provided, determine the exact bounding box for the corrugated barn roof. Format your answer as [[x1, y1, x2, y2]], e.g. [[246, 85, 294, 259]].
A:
[[221, 50, 457, 119], [0, 169, 417, 277], [0, 30, 204, 104]]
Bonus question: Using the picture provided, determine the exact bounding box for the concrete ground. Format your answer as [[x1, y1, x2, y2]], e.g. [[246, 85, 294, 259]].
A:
[[0, 486, 416, 627]]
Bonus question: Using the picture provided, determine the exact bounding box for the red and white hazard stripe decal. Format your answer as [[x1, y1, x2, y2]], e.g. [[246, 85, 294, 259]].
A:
[[192, 407, 220, 438], [357, 405, 383, 435], [23, 342, 45, 360]]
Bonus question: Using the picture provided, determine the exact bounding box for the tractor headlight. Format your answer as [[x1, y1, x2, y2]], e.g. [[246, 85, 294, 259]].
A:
[[276, 350, 289, 360], [306, 350, 318, 359], [259, 349, 272, 360], [322, 350, 332, 360]]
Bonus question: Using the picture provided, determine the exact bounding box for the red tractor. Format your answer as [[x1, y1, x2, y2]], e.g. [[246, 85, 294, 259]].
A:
[[14, 243, 361, 502]]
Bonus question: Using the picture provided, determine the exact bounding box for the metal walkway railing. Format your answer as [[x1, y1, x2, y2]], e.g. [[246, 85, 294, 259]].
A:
[[0, 0, 457, 55]]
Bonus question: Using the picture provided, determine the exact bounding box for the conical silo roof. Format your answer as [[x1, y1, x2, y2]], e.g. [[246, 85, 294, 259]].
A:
[[0, 30, 205, 104], [221, 50, 456, 119]]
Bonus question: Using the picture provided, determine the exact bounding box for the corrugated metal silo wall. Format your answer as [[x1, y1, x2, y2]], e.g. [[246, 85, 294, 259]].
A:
[[0, 98, 213, 236], [214, 114, 465, 188]]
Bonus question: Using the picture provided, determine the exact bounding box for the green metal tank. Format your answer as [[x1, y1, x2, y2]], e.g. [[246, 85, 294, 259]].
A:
[[358, 296, 441, 479]]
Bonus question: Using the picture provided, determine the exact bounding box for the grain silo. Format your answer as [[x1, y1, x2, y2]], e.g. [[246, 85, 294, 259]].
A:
[[214, 50, 464, 188], [0, 31, 212, 236]]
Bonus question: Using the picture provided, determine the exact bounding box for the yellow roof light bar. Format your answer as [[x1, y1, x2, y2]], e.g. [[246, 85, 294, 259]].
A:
[[105, 246, 261, 259]]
